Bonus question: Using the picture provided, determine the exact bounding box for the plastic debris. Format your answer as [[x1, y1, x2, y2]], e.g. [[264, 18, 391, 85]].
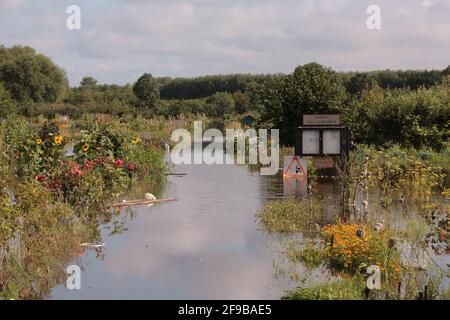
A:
[[79, 242, 105, 248]]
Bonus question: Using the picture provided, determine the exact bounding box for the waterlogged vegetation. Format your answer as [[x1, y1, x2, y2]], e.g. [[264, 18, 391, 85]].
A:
[[0, 115, 193, 299], [258, 145, 450, 300], [256, 199, 325, 234]]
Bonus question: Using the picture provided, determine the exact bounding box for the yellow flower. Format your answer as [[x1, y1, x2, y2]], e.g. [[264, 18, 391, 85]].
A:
[[37, 138, 43, 145], [82, 143, 89, 152], [54, 135, 63, 145], [131, 135, 141, 145]]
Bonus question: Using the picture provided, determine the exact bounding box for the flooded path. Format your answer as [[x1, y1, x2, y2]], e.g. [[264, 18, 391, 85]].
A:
[[50, 151, 294, 299]]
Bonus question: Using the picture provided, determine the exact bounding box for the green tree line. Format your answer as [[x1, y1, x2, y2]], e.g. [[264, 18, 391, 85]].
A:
[[0, 45, 449, 150]]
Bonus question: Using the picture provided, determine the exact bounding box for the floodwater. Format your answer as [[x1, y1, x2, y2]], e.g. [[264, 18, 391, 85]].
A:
[[47, 145, 450, 299], [50, 149, 298, 299]]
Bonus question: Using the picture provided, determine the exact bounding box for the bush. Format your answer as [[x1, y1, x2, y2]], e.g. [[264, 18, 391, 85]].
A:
[[283, 279, 364, 300], [322, 224, 401, 277], [256, 199, 325, 233], [0, 81, 15, 118], [345, 82, 449, 151]]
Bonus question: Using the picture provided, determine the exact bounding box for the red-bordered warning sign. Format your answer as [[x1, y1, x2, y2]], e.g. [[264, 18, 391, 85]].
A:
[[283, 156, 307, 179]]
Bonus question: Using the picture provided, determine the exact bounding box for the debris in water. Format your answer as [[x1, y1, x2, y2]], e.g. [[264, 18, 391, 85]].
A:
[[109, 197, 176, 208], [79, 242, 105, 248], [145, 193, 157, 207]]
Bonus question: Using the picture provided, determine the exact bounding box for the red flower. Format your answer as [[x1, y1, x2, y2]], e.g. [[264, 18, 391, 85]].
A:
[[68, 162, 83, 176], [68, 163, 78, 175], [127, 163, 135, 171], [116, 159, 123, 168], [84, 160, 94, 170]]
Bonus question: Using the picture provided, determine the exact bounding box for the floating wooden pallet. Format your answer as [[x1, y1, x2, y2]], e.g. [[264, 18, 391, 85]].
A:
[[109, 198, 177, 207]]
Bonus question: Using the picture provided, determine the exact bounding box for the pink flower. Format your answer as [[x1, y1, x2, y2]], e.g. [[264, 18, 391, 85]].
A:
[[68, 162, 84, 176], [116, 159, 123, 168], [127, 163, 135, 171], [84, 160, 94, 170]]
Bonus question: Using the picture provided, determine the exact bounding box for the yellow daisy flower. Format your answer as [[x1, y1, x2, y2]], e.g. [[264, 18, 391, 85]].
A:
[[82, 143, 89, 152], [131, 135, 141, 145], [54, 135, 63, 145]]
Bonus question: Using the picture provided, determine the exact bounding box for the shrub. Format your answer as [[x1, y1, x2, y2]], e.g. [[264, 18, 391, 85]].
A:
[[282, 279, 364, 300], [256, 199, 325, 233], [322, 224, 401, 277]]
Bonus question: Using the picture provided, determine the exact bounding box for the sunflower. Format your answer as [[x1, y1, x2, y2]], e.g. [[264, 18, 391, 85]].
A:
[[54, 135, 63, 145], [131, 135, 141, 145], [36, 138, 43, 145], [81, 143, 89, 152]]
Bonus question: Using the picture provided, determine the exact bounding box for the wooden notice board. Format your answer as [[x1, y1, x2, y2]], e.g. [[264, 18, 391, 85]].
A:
[[303, 114, 341, 126]]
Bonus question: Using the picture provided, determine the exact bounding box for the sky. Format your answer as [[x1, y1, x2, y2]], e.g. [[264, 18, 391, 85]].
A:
[[0, 0, 449, 86]]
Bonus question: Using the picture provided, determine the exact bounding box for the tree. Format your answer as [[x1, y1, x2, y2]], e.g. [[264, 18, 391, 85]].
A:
[[0, 81, 14, 117], [0, 45, 68, 103], [260, 63, 347, 145], [233, 90, 251, 114], [345, 72, 377, 96], [442, 66, 450, 77], [205, 92, 235, 117], [133, 73, 160, 108], [79, 77, 98, 89]]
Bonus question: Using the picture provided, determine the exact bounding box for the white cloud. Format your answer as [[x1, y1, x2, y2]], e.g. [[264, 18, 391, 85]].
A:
[[94, 63, 112, 73], [421, 0, 439, 8], [0, 0, 25, 9], [0, 0, 448, 85]]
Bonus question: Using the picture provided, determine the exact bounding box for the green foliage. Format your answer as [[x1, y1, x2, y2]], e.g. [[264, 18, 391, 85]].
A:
[[73, 123, 126, 161], [65, 83, 136, 117], [428, 143, 450, 187], [16, 121, 66, 178], [282, 279, 364, 300], [290, 241, 324, 270], [344, 72, 378, 96], [123, 139, 167, 184], [133, 73, 160, 109], [232, 90, 251, 114], [0, 45, 68, 103], [156, 98, 206, 117], [259, 63, 347, 144], [158, 74, 272, 100], [79, 76, 98, 89], [1, 181, 88, 300], [343, 69, 444, 93], [362, 146, 446, 203], [1, 115, 32, 175], [0, 187, 19, 247], [205, 92, 235, 117], [344, 82, 449, 151], [0, 81, 14, 117], [256, 198, 325, 233], [59, 160, 127, 211]]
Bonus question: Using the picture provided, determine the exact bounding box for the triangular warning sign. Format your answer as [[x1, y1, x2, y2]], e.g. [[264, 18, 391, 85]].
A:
[[284, 156, 307, 177]]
